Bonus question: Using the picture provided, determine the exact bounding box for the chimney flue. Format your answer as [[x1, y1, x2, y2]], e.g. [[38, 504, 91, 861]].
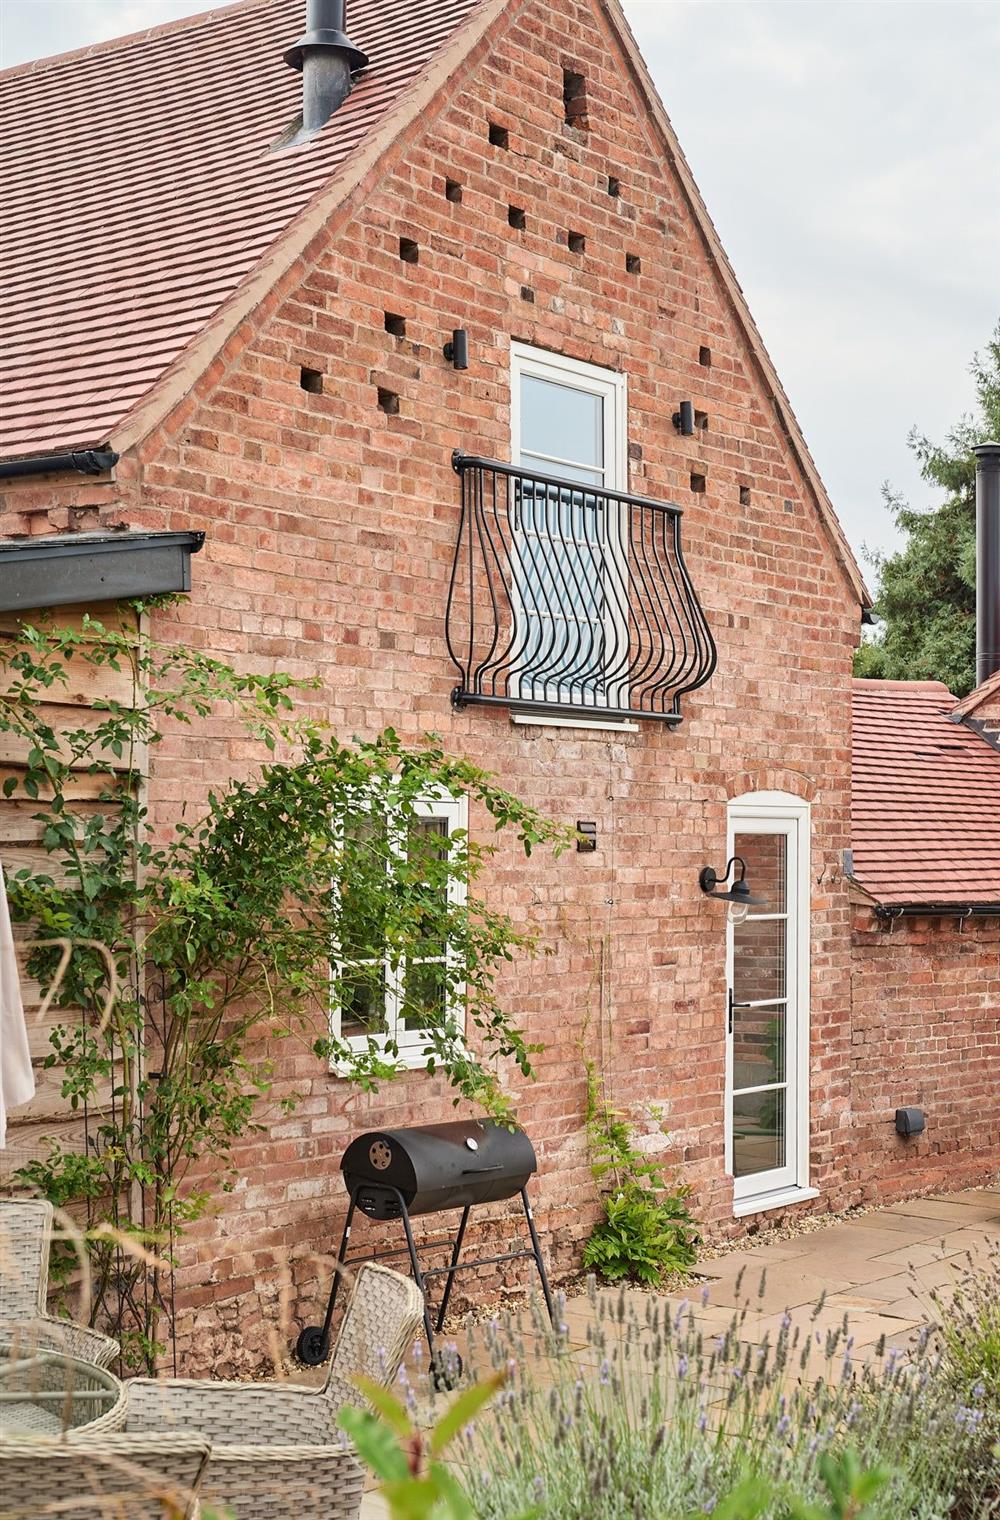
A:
[[283, 0, 368, 144], [974, 441, 1000, 688]]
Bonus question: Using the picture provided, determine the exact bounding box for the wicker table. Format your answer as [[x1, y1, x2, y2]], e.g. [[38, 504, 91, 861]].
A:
[[0, 1342, 125, 1437]]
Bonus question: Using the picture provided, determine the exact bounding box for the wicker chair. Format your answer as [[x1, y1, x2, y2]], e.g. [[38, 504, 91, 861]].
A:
[[0, 1198, 118, 1369], [0, 1432, 210, 1519], [125, 1260, 425, 1520]]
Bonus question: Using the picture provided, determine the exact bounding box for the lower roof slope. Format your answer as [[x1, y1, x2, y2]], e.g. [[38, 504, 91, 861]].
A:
[[0, 0, 483, 459], [851, 678, 1000, 908]]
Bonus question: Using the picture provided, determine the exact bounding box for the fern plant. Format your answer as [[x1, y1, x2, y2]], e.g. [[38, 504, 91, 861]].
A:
[[581, 1061, 699, 1285]]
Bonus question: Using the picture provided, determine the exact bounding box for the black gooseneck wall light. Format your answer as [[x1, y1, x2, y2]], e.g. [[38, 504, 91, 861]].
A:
[[698, 856, 763, 924]]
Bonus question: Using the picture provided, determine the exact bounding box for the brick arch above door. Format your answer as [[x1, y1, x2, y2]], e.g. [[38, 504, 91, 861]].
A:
[[726, 770, 818, 804]]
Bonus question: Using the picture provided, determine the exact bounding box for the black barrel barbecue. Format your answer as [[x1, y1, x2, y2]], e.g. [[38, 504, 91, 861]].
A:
[[295, 1119, 554, 1373]]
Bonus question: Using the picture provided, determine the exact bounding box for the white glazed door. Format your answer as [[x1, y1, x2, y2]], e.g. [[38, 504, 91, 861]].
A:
[[725, 799, 811, 1209]]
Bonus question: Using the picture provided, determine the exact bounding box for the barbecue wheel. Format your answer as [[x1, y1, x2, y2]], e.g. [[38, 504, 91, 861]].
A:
[[431, 1350, 463, 1392], [296, 1325, 328, 1366]]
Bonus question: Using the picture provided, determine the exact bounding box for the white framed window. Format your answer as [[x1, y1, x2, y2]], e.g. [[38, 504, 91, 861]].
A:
[[329, 792, 467, 1069], [724, 791, 815, 1217], [509, 343, 628, 709]]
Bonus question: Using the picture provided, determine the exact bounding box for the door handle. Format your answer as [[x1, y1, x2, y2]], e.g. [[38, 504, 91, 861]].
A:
[[727, 989, 751, 1034]]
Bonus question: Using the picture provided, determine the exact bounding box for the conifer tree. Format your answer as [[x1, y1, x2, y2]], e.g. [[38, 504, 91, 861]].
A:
[[855, 324, 1000, 696]]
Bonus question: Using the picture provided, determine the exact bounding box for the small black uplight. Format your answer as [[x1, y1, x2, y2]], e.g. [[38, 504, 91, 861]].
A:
[[895, 1106, 926, 1138], [443, 329, 469, 371]]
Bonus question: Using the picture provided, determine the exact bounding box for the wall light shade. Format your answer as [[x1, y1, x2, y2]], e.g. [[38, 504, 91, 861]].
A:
[[699, 856, 763, 924], [444, 329, 469, 370], [672, 400, 695, 436]]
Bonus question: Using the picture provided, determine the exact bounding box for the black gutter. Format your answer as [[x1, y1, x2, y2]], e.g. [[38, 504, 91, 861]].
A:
[[874, 903, 1000, 920], [0, 530, 205, 612], [0, 450, 119, 480]]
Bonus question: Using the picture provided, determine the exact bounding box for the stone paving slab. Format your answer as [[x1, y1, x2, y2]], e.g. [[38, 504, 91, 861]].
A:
[[884, 1197, 1000, 1224]]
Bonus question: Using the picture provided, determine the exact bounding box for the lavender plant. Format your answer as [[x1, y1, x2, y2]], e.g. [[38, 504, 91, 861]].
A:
[[455, 1277, 999, 1520], [930, 1240, 1000, 1416]]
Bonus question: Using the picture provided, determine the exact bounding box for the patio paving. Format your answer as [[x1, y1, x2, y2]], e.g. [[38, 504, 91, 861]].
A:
[[358, 1185, 1000, 1517]]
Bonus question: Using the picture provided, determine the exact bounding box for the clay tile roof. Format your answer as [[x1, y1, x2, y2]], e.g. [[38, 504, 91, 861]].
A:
[[851, 678, 1000, 907], [951, 667, 1000, 719], [0, 0, 485, 459]]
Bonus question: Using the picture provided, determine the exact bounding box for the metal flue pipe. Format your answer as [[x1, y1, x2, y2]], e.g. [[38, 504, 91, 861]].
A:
[[283, 0, 368, 143], [974, 442, 1000, 687]]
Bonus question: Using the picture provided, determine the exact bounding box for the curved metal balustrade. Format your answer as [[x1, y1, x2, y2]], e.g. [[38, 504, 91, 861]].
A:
[[446, 453, 716, 724]]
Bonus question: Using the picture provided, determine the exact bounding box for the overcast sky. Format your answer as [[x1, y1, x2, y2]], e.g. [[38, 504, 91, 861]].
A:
[[2, 0, 997, 569]]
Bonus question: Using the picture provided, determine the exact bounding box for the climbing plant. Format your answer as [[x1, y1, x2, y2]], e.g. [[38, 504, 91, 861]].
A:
[[0, 612, 570, 1368], [581, 1060, 700, 1286]]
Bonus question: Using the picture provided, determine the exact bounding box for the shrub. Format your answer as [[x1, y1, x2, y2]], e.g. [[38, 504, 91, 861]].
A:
[[581, 1061, 699, 1285], [458, 1278, 999, 1520], [932, 1240, 1000, 1411]]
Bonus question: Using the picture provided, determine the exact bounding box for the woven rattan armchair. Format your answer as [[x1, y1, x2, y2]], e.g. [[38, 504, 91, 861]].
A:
[[0, 1432, 210, 1519], [125, 1260, 425, 1520], [0, 1198, 118, 1369]]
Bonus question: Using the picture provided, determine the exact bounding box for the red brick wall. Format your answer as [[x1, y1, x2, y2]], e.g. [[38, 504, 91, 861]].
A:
[[849, 908, 1000, 1201], [141, 0, 861, 1372], [11, 0, 993, 1377]]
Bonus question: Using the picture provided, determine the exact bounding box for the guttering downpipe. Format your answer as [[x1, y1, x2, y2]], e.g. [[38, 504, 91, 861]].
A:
[[283, 0, 368, 145], [0, 450, 119, 481], [974, 441, 1000, 687]]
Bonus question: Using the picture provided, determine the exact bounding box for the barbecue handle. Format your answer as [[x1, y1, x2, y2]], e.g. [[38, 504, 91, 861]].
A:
[[461, 1164, 504, 1175]]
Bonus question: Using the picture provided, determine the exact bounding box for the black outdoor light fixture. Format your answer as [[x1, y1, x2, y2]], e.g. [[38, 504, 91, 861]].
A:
[[444, 329, 469, 370], [699, 856, 763, 924], [672, 400, 695, 437]]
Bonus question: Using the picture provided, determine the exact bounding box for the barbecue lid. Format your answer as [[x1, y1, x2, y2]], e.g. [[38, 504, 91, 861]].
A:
[[341, 1118, 537, 1195]]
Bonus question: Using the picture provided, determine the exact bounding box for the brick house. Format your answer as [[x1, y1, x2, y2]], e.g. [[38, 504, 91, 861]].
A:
[[1, 0, 997, 1372], [850, 676, 1000, 1202]]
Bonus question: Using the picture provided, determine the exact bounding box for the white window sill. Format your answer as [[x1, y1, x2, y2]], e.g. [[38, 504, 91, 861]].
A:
[[732, 1185, 818, 1219], [329, 1046, 450, 1078], [511, 713, 639, 734]]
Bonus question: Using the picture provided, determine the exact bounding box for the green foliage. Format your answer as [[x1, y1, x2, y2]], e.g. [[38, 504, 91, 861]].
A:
[[459, 1280, 997, 1519], [931, 1240, 1000, 1432], [782, 1451, 893, 1520], [580, 1061, 699, 1285], [1, 613, 570, 1368], [855, 322, 1000, 696], [339, 1372, 504, 1519]]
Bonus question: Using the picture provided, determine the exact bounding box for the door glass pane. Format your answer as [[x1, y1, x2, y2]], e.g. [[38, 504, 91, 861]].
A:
[[733, 916, 786, 1004], [521, 375, 603, 468], [516, 482, 606, 698], [737, 832, 786, 914], [730, 828, 792, 1182], [732, 1003, 785, 1089], [733, 1089, 786, 1178]]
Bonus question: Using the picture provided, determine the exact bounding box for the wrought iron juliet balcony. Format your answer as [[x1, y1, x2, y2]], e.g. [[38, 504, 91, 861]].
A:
[[447, 453, 716, 725]]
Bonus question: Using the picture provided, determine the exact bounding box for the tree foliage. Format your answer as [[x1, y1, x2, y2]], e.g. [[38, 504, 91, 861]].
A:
[[0, 613, 570, 1368], [855, 323, 1000, 696]]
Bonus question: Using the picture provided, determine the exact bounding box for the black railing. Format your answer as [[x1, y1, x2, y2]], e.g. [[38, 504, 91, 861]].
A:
[[446, 453, 716, 725]]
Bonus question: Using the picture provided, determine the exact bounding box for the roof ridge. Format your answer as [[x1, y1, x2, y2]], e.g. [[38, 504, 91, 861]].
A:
[[598, 0, 868, 612], [852, 678, 955, 695], [0, 0, 269, 83], [952, 666, 1000, 716]]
